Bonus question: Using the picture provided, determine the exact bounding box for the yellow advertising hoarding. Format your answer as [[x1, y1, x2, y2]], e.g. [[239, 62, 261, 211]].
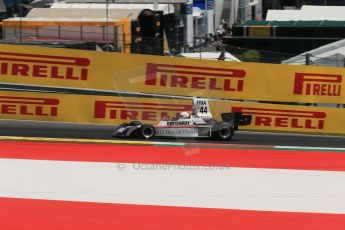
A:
[[0, 44, 344, 104], [0, 90, 344, 135]]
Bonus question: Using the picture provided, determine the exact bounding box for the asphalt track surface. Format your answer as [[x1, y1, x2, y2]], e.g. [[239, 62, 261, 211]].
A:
[[1, 119, 345, 147]]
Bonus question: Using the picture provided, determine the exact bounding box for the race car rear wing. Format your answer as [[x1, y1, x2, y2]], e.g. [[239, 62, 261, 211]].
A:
[[221, 113, 252, 127]]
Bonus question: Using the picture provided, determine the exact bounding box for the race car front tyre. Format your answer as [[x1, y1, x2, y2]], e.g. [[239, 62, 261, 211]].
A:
[[214, 123, 234, 141], [140, 124, 156, 139]]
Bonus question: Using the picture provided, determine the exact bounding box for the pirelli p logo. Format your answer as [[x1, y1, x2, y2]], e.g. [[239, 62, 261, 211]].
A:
[[232, 107, 326, 130], [0, 96, 59, 116], [293, 73, 342, 96], [145, 63, 246, 92], [0, 52, 90, 80], [94, 101, 192, 121]]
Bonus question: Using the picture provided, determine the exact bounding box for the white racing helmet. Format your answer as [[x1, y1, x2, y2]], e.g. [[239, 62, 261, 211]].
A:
[[180, 111, 189, 119]]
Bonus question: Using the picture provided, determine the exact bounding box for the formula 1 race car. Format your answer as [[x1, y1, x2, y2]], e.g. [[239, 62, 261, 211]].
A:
[[112, 98, 252, 141]]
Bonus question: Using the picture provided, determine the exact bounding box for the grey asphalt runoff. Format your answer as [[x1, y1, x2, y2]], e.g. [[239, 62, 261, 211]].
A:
[[0, 119, 345, 148]]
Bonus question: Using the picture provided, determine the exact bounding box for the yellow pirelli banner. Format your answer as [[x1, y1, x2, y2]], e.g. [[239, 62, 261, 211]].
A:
[[0, 90, 344, 135], [0, 44, 344, 104]]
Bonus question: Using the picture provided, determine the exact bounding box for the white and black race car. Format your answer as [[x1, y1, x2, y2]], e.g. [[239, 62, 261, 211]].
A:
[[112, 98, 252, 141]]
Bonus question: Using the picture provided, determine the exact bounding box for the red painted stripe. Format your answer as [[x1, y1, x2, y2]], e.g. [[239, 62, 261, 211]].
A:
[[232, 107, 326, 118], [0, 96, 59, 105], [1, 197, 344, 230], [0, 141, 345, 171], [0, 52, 90, 66], [155, 63, 245, 77], [95, 101, 191, 110], [156, 69, 237, 77]]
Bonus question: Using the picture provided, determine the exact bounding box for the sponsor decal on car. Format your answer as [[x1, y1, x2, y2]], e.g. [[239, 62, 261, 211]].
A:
[[166, 121, 190, 126], [156, 127, 199, 137]]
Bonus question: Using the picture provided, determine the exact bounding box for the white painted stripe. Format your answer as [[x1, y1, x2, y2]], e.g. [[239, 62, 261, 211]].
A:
[[152, 141, 185, 146], [1, 159, 345, 214], [276, 146, 345, 151]]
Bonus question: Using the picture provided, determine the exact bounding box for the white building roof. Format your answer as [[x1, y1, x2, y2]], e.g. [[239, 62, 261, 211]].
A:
[[28, 7, 143, 20], [266, 5, 345, 21], [282, 39, 345, 67], [51, 3, 175, 14], [266, 10, 303, 21], [3, 17, 121, 23], [178, 52, 241, 62]]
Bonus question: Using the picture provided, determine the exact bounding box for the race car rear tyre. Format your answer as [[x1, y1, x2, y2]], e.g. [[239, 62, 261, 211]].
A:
[[140, 124, 156, 139], [215, 123, 234, 141]]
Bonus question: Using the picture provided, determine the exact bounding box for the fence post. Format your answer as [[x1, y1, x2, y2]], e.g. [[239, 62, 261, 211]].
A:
[[306, 53, 311, 65]]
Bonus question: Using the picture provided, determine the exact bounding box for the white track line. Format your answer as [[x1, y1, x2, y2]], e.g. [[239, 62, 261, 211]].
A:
[[276, 146, 345, 151]]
